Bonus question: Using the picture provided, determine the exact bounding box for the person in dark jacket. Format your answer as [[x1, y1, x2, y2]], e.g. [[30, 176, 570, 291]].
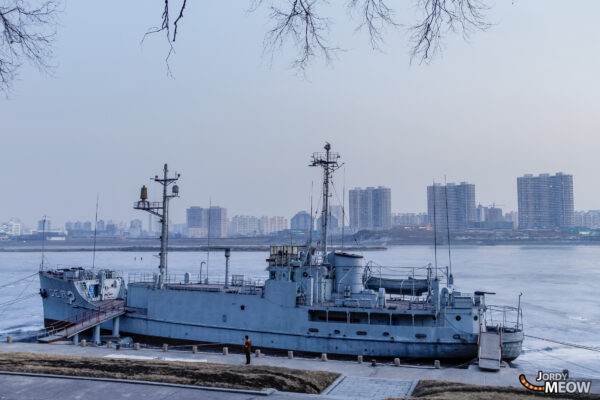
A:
[[244, 335, 252, 364]]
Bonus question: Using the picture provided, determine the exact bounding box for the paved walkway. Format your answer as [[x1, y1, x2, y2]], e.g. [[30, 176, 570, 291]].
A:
[[324, 376, 416, 400], [3, 341, 596, 398]]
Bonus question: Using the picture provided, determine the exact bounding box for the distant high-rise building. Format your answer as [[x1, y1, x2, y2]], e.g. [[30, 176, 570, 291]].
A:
[[229, 215, 259, 236], [37, 219, 51, 232], [329, 205, 344, 228], [186, 206, 228, 238], [208, 206, 228, 238], [129, 219, 143, 237], [427, 182, 476, 231], [7, 219, 21, 236], [97, 220, 105, 231], [83, 221, 92, 231], [476, 204, 503, 223], [291, 211, 313, 232], [517, 173, 574, 230], [349, 186, 392, 231], [392, 213, 428, 227], [317, 214, 339, 233], [259, 216, 288, 235]]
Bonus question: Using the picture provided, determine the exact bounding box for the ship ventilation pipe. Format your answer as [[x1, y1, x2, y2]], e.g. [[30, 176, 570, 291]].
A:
[[224, 248, 231, 288]]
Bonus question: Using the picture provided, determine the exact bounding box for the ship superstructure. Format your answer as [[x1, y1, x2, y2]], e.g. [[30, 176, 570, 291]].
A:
[[38, 146, 524, 361]]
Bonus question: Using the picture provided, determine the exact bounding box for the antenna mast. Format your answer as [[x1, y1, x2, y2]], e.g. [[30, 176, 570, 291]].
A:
[[310, 143, 342, 254], [134, 164, 180, 288], [444, 176, 453, 280], [40, 215, 47, 270], [432, 180, 438, 279], [342, 167, 346, 250], [92, 193, 99, 269]]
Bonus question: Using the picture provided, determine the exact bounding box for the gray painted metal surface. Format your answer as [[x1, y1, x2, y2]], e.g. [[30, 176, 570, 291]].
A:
[[37, 153, 524, 361]]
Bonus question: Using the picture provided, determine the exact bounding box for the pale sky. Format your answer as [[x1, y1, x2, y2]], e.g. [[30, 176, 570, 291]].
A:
[[2, 1, 600, 228]]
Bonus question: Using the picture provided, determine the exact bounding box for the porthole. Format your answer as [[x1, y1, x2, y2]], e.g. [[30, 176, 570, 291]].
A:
[[334, 329, 340, 334], [240, 305, 245, 310], [309, 328, 319, 333], [456, 315, 461, 321], [474, 315, 478, 321], [356, 331, 367, 336], [303, 271, 308, 277], [382, 332, 390, 337]]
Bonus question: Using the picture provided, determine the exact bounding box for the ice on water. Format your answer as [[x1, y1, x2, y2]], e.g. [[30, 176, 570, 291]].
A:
[[0, 246, 598, 378]]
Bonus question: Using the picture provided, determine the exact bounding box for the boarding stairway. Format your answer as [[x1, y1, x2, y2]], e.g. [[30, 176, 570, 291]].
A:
[[38, 299, 125, 343], [478, 326, 503, 371]]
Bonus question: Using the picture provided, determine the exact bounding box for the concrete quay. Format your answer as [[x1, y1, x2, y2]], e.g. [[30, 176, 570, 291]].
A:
[[0, 341, 596, 399]]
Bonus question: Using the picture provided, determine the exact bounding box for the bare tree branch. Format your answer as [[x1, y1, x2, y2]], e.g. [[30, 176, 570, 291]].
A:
[[348, 0, 399, 50], [410, 0, 489, 63], [249, 0, 488, 70], [0, 0, 58, 93]]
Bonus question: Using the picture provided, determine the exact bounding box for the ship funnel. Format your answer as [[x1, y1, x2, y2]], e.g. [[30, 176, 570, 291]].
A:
[[140, 185, 148, 201]]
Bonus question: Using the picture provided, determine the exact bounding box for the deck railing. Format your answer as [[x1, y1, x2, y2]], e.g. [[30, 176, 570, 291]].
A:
[[485, 304, 523, 332]]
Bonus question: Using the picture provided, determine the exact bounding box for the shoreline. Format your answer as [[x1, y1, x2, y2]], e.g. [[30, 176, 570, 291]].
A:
[[3, 241, 600, 252]]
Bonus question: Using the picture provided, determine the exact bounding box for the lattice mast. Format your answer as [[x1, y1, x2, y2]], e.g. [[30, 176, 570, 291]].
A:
[[134, 164, 180, 288], [310, 143, 342, 254]]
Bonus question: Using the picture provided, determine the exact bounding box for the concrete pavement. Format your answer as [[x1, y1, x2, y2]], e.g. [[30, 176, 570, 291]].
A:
[[0, 341, 597, 398]]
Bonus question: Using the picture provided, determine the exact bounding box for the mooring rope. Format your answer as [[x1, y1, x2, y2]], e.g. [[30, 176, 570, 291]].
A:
[[525, 334, 600, 353], [0, 272, 38, 291]]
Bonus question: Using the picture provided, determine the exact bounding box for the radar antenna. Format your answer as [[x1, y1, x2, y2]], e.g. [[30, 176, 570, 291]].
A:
[[134, 164, 180, 288], [310, 143, 343, 254]]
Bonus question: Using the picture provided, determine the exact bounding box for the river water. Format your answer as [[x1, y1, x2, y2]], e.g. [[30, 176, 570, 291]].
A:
[[0, 245, 598, 377]]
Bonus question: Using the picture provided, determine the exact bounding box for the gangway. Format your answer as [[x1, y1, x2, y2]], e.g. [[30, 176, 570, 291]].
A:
[[38, 300, 125, 343], [478, 327, 502, 371]]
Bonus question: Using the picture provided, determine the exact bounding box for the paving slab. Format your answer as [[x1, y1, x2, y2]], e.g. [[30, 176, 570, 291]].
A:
[[324, 376, 415, 400]]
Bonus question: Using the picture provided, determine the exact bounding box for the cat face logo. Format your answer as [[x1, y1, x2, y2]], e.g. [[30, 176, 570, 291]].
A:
[[519, 372, 591, 394]]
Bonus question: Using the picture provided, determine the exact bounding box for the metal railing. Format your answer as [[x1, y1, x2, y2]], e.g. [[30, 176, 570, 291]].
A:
[[485, 304, 523, 332], [127, 273, 265, 295], [40, 264, 123, 280], [39, 300, 125, 340]]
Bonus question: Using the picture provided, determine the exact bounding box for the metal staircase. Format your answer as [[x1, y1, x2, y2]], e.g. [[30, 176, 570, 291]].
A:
[[38, 299, 125, 343]]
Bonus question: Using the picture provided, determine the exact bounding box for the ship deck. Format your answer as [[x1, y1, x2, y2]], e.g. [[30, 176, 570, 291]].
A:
[[129, 281, 434, 312]]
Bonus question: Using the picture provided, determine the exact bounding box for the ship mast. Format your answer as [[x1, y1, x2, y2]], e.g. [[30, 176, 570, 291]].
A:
[[134, 164, 180, 288], [310, 143, 342, 254]]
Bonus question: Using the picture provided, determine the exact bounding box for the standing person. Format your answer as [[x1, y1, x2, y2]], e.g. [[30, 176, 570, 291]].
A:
[[244, 335, 252, 365]]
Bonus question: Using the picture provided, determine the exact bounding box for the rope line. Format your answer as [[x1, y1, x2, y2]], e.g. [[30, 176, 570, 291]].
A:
[[525, 334, 600, 353], [0, 273, 38, 290]]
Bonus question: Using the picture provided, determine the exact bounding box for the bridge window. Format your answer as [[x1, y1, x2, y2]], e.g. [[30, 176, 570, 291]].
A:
[[328, 311, 348, 323], [391, 314, 412, 326], [350, 312, 368, 324], [370, 313, 390, 325], [308, 310, 327, 322]]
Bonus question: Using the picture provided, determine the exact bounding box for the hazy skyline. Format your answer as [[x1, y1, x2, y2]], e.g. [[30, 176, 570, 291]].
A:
[[2, 1, 600, 227]]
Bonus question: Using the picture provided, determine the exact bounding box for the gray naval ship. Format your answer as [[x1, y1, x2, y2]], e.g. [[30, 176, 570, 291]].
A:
[[38, 144, 524, 362]]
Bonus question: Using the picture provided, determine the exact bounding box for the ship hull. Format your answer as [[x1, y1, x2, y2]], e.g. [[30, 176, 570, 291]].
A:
[[39, 276, 523, 360], [117, 314, 478, 359]]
